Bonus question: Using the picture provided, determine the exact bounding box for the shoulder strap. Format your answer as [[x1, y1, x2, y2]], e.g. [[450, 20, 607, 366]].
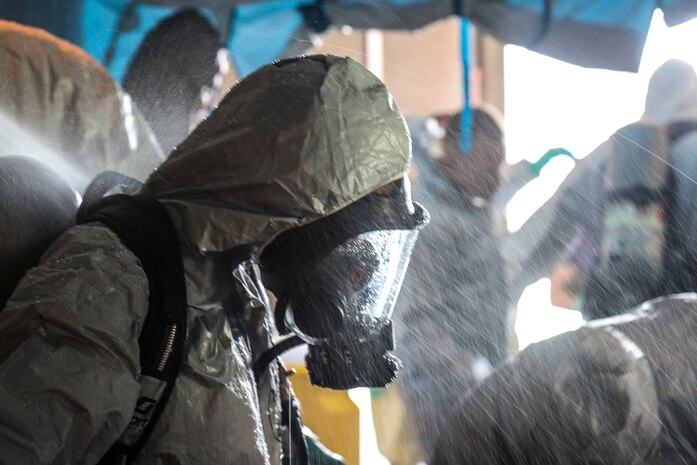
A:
[[78, 195, 188, 465], [668, 121, 697, 145], [661, 121, 697, 295]]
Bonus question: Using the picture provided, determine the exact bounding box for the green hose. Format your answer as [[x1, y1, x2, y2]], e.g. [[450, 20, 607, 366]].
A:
[[529, 147, 576, 176]]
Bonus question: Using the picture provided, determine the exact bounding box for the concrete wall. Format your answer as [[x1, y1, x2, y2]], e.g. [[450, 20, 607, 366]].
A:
[[224, 20, 504, 118], [307, 18, 504, 118], [310, 18, 467, 117]]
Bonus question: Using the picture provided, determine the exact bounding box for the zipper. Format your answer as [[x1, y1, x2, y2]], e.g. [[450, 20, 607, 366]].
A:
[[157, 324, 178, 372]]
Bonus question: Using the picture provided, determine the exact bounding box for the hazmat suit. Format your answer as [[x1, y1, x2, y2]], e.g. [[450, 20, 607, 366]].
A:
[[504, 59, 697, 314], [0, 55, 414, 464], [432, 293, 697, 465], [0, 20, 164, 192]]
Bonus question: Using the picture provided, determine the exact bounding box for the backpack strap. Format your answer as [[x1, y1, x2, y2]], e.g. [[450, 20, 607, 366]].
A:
[[80, 171, 143, 215], [660, 121, 697, 296], [77, 194, 188, 465], [667, 121, 697, 145]]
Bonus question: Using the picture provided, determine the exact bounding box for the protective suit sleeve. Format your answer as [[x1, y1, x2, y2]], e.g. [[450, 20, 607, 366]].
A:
[[0, 224, 149, 465], [503, 139, 609, 300]]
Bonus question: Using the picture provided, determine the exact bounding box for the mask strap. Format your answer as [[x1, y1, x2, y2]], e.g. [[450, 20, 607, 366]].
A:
[[274, 292, 292, 335], [252, 335, 305, 384]]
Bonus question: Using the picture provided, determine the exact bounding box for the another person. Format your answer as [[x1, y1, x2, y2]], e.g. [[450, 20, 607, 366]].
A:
[[0, 55, 426, 465], [377, 107, 510, 464], [0, 20, 164, 192], [506, 59, 697, 318], [433, 60, 697, 465]]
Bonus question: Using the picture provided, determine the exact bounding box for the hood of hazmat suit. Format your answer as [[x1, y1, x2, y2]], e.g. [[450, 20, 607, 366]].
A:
[[643, 59, 697, 127], [0, 54, 411, 465], [143, 54, 410, 251], [433, 293, 697, 465], [0, 20, 164, 193]]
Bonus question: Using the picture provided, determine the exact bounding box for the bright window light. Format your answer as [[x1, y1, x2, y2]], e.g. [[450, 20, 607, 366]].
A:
[[515, 279, 585, 350]]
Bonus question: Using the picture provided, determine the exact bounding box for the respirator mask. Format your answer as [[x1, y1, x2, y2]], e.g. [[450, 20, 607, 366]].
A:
[[259, 177, 428, 389]]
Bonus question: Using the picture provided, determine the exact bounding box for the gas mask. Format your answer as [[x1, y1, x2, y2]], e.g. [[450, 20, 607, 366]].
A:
[[260, 178, 428, 389]]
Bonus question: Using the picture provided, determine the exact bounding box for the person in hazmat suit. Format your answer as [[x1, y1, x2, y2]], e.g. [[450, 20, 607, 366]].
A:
[[372, 107, 510, 465], [0, 54, 428, 465], [0, 20, 164, 193], [432, 293, 697, 465], [504, 58, 697, 319]]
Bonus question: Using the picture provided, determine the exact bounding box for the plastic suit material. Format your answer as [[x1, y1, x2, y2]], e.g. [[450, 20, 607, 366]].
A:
[[0, 55, 411, 464], [0, 20, 164, 192], [432, 293, 697, 465]]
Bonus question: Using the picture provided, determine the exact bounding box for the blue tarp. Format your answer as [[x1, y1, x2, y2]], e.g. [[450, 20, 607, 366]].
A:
[[1, 0, 697, 80], [4, 0, 696, 166], [229, 1, 306, 76], [0, 0, 303, 80]]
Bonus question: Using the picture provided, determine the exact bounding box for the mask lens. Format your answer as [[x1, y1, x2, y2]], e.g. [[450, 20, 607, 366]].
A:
[[285, 226, 421, 343]]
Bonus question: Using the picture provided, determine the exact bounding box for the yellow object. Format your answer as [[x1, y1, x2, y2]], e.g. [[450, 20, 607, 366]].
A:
[[371, 385, 424, 465], [288, 364, 360, 465]]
